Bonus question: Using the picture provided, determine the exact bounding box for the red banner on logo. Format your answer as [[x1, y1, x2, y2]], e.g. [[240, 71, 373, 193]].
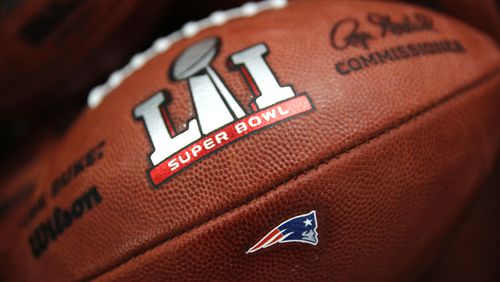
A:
[[149, 95, 312, 186]]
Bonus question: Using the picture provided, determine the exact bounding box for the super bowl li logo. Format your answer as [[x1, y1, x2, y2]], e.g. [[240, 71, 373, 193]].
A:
[[134, 37, 313, 186]]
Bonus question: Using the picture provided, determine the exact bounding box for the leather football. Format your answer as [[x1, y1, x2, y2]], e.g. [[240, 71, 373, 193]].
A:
[[0, 0, 499, 280], [0, 0, 171, 120]]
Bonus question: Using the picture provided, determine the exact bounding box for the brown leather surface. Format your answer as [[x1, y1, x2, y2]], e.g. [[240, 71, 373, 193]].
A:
[[1, 0, 499, 281], [98, 73, 500, 281]]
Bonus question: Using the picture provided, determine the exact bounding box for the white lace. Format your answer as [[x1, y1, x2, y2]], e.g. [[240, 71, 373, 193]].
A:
[[87, 0, 288, 109]]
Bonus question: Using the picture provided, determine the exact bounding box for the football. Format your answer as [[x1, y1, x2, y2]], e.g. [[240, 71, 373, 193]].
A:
[[1, 0, 499, 280], [0, 0, 171, 120]]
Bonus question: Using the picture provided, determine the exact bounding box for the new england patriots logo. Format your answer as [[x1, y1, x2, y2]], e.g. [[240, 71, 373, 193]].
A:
[[246, 211, 318, 254]]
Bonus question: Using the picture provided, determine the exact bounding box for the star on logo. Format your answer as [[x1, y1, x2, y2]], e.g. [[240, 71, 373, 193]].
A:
[[303, 218, 313, 227], [246, 211, 318, 254]]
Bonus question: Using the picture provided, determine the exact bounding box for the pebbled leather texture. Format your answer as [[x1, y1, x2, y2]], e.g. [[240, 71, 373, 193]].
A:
[[1, 0, 499, 281]]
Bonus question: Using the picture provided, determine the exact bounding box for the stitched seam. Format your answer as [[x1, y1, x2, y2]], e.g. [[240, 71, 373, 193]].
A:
[[89, 67, 500, 281]]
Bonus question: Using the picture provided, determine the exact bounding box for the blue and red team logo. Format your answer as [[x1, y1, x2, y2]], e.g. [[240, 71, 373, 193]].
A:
[[246, 211, 318, 254]]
